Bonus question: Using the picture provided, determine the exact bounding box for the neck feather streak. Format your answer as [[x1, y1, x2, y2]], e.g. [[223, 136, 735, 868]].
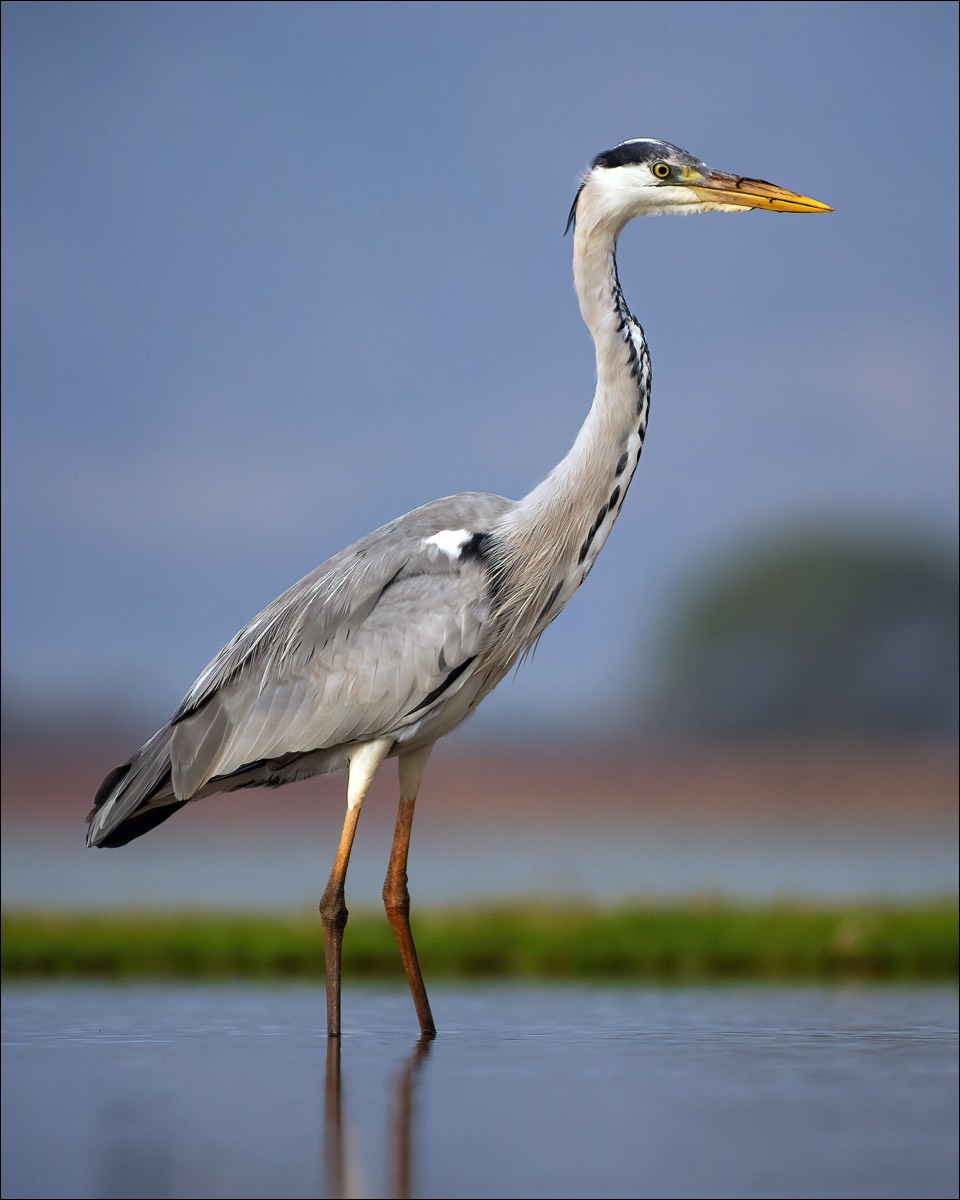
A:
[[487, 220, 652, 659]]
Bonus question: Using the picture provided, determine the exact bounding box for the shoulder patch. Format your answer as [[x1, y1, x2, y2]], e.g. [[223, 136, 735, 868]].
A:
[[423, 529, 471, 558]]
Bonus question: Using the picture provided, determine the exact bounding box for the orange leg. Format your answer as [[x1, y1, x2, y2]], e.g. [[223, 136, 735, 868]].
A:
[[383, 746, 436, 1037], [319, 739, 392, 1038]]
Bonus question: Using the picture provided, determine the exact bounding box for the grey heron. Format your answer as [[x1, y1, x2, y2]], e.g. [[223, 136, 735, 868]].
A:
[[87, 139, 830, 1036]]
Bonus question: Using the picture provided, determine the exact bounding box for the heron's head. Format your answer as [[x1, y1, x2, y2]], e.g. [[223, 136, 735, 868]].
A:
[[566, 138, 831, 235]]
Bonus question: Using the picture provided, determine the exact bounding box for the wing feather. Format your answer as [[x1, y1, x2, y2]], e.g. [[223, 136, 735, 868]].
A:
[[170, 695, 231, 800], [166, 492, 513, 798]]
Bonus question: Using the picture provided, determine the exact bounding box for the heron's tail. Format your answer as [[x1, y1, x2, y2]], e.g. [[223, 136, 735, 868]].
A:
[[86, 726, 185, 848]]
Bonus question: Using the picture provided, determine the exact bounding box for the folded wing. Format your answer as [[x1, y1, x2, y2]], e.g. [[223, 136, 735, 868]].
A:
[[87, 491, 512, 846]]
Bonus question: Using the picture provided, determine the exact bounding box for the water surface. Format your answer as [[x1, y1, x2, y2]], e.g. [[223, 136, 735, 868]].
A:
[[3, 983, 957, 1199]]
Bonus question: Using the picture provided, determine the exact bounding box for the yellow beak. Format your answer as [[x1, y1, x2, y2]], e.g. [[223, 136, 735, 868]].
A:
[[690, 170, 833, 213]]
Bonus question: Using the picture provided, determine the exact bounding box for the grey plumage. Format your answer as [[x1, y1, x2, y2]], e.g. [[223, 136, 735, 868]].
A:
[[86, 139, 830, 1034], [88, 492, 514, 845]]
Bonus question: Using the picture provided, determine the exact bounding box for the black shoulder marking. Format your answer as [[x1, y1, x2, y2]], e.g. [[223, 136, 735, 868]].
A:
[[406, 655, 477, 717], [460, 531, 493, 561], [461, 529, 509, 604]]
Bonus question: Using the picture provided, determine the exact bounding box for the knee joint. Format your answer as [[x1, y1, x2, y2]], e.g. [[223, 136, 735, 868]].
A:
[[320, 889, 349, 929]]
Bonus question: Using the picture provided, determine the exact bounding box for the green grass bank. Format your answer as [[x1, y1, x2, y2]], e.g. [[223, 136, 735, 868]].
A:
[[3, 903, 956, 982]]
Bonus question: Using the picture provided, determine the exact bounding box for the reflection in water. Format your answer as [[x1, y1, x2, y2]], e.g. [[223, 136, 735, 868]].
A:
[[323, 1039, 345, 1200], [391, 1036, 433, 1200], [324, 1035, 434, 1200]]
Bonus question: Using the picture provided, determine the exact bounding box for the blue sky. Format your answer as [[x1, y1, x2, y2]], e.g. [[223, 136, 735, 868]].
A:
[[2, 0, 957, 738]]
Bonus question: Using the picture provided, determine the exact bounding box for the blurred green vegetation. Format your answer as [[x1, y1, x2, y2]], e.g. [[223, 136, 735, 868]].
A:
[[3, 903, 956, 981], [651, 529, 958, 739]]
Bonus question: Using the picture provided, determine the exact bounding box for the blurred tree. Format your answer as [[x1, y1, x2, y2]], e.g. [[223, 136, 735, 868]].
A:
[[649, 530, 958, 740]]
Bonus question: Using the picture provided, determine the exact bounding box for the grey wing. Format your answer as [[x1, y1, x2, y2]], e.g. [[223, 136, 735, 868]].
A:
[[87, 491, 513, 846], [89, 491, 514, 844]]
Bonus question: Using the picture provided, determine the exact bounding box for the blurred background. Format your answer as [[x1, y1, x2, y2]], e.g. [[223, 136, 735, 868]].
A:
[[2, 0, 957, 912]]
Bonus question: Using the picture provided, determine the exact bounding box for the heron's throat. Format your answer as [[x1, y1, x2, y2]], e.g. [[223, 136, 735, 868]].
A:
[[489, 225, 651, 654]]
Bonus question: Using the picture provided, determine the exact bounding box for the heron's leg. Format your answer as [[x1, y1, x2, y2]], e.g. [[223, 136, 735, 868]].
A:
[[383, 744, 436, 1037], [320, 738, 392, 1038]]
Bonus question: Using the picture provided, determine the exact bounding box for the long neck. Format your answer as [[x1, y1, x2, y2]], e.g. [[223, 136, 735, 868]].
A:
[[489, 215, 651, 651]]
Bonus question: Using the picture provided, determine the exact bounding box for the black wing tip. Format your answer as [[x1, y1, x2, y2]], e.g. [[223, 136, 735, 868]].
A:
[[87, 745, 176, 847], [89, 799, 187, 848], [90, 762, 131, 812]]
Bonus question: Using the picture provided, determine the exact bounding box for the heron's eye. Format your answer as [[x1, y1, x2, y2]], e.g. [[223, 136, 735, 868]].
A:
[[652, 162, 672, 180]]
